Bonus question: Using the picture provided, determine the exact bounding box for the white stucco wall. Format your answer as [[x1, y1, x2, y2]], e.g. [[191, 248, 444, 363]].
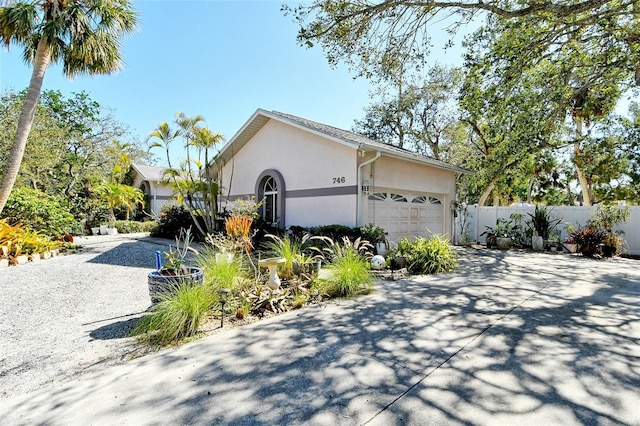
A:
[[286, 195, 357, 227], [132, 175, 176, 215], [219, 119, 359, 227], [364, 156, 457, 195]]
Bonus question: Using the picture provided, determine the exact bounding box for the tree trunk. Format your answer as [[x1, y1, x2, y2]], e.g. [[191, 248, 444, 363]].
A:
[[0, 39, 51, 213], [573, 117, 592, 206], [478, 179, 496, 206]]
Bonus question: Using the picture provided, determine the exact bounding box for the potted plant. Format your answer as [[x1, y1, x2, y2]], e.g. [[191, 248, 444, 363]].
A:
[[590, 205, 630, 258], [527, 206, 561, 251], [360, 224, 388, 255], [482, 218, 512, 250], [562, 223, 577, 253], [147, 228, 203, 303], [569, 226, 607, 258]]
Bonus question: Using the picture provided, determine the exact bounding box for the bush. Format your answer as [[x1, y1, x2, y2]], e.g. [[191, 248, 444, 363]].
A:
[[2, 187, 80, 236], [389, 235, 458, 274], [130, 282, 214, 345], [197, 247, 249, 291], [0, 219, 63, 260], [150, 205, 199, 240], [308, 224, 360, 241], [406, 234, 458, 274], [569, 226, 608, 257], [114, 220, 156, 234], [313, 236, 373, 298]]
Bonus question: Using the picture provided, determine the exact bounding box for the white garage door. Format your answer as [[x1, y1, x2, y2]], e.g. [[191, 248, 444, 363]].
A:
[[367, 191, 445, 242]]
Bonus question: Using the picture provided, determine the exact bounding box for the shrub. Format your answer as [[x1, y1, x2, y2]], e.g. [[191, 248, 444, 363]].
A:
[[359, 224, 387, 245], [406, 234, 458, 274], [0, 219, 63, 261], [131, 282, 214, 345], [312, 236, 373, 298], [308, 224, 360, 241], [569, 226, 607, 257], [2, 187, 80, 236], [150, 205, 199, 240], [114, 220, 156, 234], [197, 247, 249, 291], [263, 234, 308, 280]]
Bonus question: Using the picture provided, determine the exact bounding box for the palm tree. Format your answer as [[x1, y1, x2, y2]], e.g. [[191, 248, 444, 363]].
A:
[[0, 0, 138, 214], [96, 182, 144, 224]]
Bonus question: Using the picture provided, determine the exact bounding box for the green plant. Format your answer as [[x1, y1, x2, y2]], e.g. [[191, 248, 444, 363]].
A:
[[113, 220, 156, 234], [308, 224, 360, 241], [569, 226, 608, 257], [481, 218, 512, 248], [2, 187, 80, 236], [131, 282, 214, 345], [151, 205, 199, 241], [94, 182, 145, 225], [590, 205, 631, 232], [162, 228, 199, 274], [406, 234, 458, 274], [197, 247, 248, 291], [455, 203, 471, 243], [264, 233, 309, 280], [359, 224, 387, 245], [508, 213, 529, 247], [148, 114, 224, 237], [527, 206, 561, 240], [313, 236, 373, 298]]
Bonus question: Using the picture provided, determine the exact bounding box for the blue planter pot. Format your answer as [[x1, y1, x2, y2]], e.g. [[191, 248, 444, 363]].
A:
[[147, 267, 204, 303]]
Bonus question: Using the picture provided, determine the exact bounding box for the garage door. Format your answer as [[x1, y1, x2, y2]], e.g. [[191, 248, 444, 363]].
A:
[[367, 191, 445, 242]]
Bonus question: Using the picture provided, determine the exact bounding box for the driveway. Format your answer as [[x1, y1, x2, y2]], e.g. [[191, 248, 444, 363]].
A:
[[1, 238, 639, 425]]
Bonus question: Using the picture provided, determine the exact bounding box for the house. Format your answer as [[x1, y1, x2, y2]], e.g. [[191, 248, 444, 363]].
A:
[[211, 109, 470, 243], [128, 163, 176, 216]]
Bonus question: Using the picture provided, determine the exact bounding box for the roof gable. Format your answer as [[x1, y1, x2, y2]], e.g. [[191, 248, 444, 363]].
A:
[[130, 164, 168, 182], [212, 109, 472, 174]]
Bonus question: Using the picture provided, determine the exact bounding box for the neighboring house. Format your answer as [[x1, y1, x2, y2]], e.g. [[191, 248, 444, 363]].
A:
[[128, 164, 176, 216], [211, 109, 471, 243]]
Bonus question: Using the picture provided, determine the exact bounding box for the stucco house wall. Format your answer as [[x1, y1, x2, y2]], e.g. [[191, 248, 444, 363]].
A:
[[213, 109, 472, 241], [129, 164, 176, 216], [219, 120, 359, 228]]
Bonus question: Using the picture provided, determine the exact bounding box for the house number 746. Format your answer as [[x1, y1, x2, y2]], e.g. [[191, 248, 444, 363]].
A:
[[332, 177, 346, 184]]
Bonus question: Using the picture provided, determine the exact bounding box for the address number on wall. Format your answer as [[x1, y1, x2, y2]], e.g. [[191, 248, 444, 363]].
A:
[[332, 177, 346, 184]]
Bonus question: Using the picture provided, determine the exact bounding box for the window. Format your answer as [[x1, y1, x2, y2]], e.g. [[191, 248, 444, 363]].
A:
[[390, 193, 408, 202], [262, 176, 278, 225]]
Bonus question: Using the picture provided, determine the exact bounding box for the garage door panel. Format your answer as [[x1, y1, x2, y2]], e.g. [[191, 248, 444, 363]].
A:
[[368, 191, 445, 242]]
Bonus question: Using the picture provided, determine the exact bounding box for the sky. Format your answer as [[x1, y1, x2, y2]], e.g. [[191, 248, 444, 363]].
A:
[[0, 0, 466, 164]]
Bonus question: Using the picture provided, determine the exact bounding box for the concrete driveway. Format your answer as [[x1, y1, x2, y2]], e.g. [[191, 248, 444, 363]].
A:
[[1, 246, 639, 425]]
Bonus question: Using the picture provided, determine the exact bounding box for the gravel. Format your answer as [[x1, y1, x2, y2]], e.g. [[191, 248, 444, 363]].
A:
[[0, 233, 175, 399]]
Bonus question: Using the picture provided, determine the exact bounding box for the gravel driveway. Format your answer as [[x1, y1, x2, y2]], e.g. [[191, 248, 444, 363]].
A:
[[0, 233, 169, 399]]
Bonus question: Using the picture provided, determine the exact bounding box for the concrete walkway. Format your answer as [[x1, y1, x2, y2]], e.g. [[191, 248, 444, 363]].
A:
[[1, 246, 639, 425]]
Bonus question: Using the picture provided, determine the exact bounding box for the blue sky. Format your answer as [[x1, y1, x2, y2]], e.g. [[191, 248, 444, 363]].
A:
[[0, 0, 465, 164]]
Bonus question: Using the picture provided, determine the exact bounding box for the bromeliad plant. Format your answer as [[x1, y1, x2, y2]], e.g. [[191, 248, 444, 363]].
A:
[[161, 228, 199, 275]]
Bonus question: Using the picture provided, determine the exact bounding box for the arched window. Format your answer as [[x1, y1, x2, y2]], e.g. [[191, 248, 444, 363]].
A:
[[262, 176, 278, 225], [255, 169, 286, 229]]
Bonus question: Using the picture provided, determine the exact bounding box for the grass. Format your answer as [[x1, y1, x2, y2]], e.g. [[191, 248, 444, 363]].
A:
[[131, 282, 214, 345], [316, 244, 373, 298]]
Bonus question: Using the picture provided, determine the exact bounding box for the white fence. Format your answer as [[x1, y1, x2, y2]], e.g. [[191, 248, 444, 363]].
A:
[[456, 205, 640, 255]]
